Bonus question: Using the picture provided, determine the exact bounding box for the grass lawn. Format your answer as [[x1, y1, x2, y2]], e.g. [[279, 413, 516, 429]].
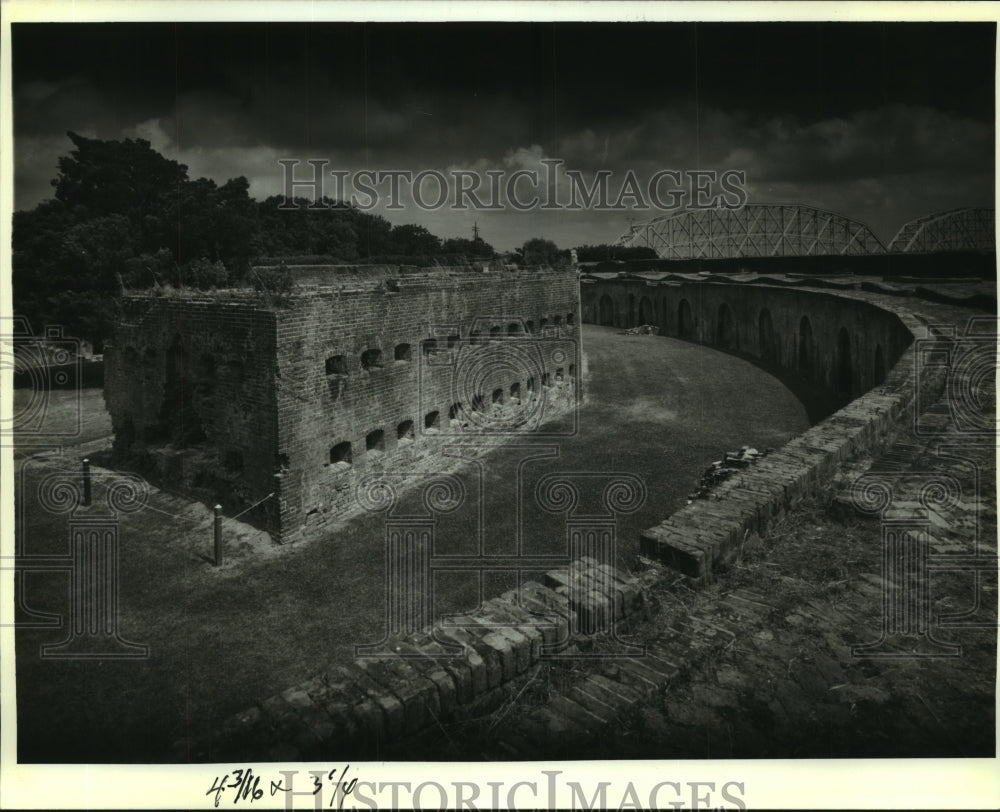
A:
[[12, 386, 111, 456], [14, 325, 814, 762]]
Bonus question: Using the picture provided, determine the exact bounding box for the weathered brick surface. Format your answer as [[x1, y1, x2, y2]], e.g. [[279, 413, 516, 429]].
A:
[[480, 368, 994, 759], [594, 281, 963, 580], [108, 266, 580, 541], [106, 296, 281, 529], [582, 277, 915, 396], [274, 267, 580, 542], [188, 556, 654, 759]]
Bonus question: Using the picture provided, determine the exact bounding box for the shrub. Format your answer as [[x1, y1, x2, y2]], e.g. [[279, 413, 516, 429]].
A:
[[251, 264, 294, 294], [185, 257, 230, 289]]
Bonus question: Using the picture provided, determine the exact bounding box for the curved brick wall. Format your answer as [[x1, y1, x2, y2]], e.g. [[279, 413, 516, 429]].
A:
[[580, 274, 936, 579], [581, 277, 914, 400]]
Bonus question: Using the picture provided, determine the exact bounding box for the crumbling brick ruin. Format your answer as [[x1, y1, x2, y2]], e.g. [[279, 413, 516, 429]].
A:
[[104, 265, 581, 542]]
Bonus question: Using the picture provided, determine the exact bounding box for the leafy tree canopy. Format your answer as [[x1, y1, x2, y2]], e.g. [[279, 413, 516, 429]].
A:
[[13, 133, 506, 346], [520, 237, 569, 268], [574, 244, 658, 262]]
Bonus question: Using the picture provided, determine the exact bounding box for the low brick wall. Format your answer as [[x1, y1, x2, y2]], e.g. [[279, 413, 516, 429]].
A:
[[178, 556, 663, 761], [638, 298, 949, 580], [579, 272, 943, 579]]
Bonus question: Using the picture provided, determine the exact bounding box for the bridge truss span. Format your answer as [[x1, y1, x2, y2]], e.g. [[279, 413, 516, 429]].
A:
[[618, 203, 886, 259], [887, 208, 996, 253]]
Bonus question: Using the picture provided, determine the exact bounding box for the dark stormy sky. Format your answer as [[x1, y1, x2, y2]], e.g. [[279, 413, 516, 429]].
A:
[[11, 22, 997, 250]]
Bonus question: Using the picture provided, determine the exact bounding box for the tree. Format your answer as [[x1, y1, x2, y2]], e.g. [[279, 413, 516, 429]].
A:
[[175, 175, 259, 278], [441, 236, 494, 259], [53, 131, 186, 252], [352, 211, 395, 259], [122, 249, 176, 289], [390, 223, 442, 257], [258, 196, 352, 261], [13, 207, 134, 349], [574, 244, 658, 262], [521, 237, 562, 268], [14, 132, 262, 343]]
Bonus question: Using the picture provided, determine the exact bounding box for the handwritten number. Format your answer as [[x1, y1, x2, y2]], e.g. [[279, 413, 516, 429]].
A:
[[212, 767, 352, 806], [207, 774, 228, 808], [234, 770, 264, 803]]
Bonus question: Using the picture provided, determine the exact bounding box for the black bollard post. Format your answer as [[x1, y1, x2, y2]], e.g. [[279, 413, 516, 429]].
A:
[[213, 504, 223, 566], [82, 458, 92, 507]]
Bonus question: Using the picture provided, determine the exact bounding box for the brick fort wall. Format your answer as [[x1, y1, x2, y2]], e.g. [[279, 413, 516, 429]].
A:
[[581, 278, 914, 400], [105, 266, 581, 542], [273, 266, 581, 542], [104, 296, 281, 526]]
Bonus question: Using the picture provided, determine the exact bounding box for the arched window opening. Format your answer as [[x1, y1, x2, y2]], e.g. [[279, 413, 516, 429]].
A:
[[365, 429, 385, 456], [599, 296, 615, 326], [678, 299, 694, 339], [397, 419, 414, 442], [873, 344, 886, 385], [716, 304, 737, 350], [330, 441, 352, 466], [758, 309, 777, 362], [835, 327, 852, 396], [798, 316, 813, 375]]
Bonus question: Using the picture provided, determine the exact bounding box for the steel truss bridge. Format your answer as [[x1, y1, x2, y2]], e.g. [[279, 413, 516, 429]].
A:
[[618, 204, 996, 259], [618, 204, 886, 259], [887, 208, 995, 253]]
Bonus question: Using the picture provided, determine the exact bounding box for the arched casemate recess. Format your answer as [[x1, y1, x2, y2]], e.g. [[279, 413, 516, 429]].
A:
[[581, 279, 913, 407]]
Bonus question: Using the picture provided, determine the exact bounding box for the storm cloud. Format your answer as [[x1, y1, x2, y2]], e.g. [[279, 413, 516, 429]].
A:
[[12, 21, 995, 249]]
